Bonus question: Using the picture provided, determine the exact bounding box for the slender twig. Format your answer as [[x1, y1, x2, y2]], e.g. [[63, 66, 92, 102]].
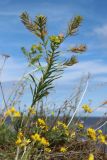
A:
[[67, 76, 89, 127], [0, 55, 9, 109], [15, 147, 20, 160], [21, 146, 27, 160], [95, 121, 107, 131], [6, 68, 39, 105], [0, 82, 7, 109], [0, 55, 7, 77]]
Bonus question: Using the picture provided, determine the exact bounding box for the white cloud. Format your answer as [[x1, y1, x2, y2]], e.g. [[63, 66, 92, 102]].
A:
[[94, 24, 107, 38], [56, 60, 107, 85], [1, 58, 107, 87], [0, 57, 27, 82], [72, 60, 107, 74]]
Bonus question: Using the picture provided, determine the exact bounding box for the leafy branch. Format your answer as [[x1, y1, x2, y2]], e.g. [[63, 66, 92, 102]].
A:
[[20, 12, 86, 107]]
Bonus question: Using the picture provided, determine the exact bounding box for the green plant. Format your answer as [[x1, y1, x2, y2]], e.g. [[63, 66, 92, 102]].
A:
[[1, 11, 107, 160], [20, 12, 86, 108]]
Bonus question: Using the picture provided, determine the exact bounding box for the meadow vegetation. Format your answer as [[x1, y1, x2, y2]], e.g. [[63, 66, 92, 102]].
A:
[[0, 12, 107, 160]]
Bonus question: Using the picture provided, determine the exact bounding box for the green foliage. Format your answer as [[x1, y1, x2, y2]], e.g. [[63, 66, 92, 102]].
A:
[[0, 124, 16, 145]]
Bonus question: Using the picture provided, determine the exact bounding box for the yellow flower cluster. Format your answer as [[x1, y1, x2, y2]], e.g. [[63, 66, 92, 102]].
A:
[[18, 131, 24, 139], [40, 137, 49, 146], [82, 104, 92, 113], [77, 122, 84, 129], [88, 153, 94, 160], [97, 129, 102, 134], [16, 131, 31, 147], [53, 121, 69, 136], [57, 121, 68, 130], [60, 147, 67, 152], [31, 44, 42, 51], [87, 128, 107, 144], [31, 133, 41, 141], [28, 107, 36, 115], [31, 133, 49, 146], [50, 34, 64, 44], [36, 118, 48, 131], [98, 134, 107, 144], [37, 118, 46, 126], [5, 107, 21, 118], [87, 128, 96, 141]]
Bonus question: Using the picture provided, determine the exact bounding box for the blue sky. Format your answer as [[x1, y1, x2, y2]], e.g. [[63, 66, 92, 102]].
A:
[[0, 0, 107, 116]]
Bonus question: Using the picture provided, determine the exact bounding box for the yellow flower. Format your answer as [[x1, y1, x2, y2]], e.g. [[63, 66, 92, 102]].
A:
[[31, 133, 41, 142], [57, 121, 68, 129], [88, 108, 93, 113], [16, 138, 30, 147], [40, 137, 49, 146], [60, 147, 67, 152], [53, 121, 69, 136], [57, 121, 63, 126], [52, 126, 58, 131], [88, 153, 94, 160], [37, 118, 46, 126], [62, 123, 68, 130], [32, 44, 42, 51], [28, 107, 36, 115], [16, 131, 30, 147], [10, 106, 16, 113], [16, 138, 22, 145], [41, 125, 48, 131], [31, 133, 49, 146], [56, 121, 69, 135], [17, 131, 23, 139], [13, 111, 21, 118], [32, 44, 37, 50], [36, 118, 49, 131], [87, 128, 96, 141], [97, 129, 102, 134], [78, 123, 84, 129], [44, 147, 51, 153], [98, 134, 107, 144], [50, 35, 61, 44], [20, 138, 31, 147], [5, 109, 11, 116], [4, 107, 21, 118], [25, 139, 31, 144], [82, 104, 92, 113]]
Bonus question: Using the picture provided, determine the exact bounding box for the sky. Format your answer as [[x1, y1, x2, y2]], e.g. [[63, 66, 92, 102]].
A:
[[0, 0, 107, 116]]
